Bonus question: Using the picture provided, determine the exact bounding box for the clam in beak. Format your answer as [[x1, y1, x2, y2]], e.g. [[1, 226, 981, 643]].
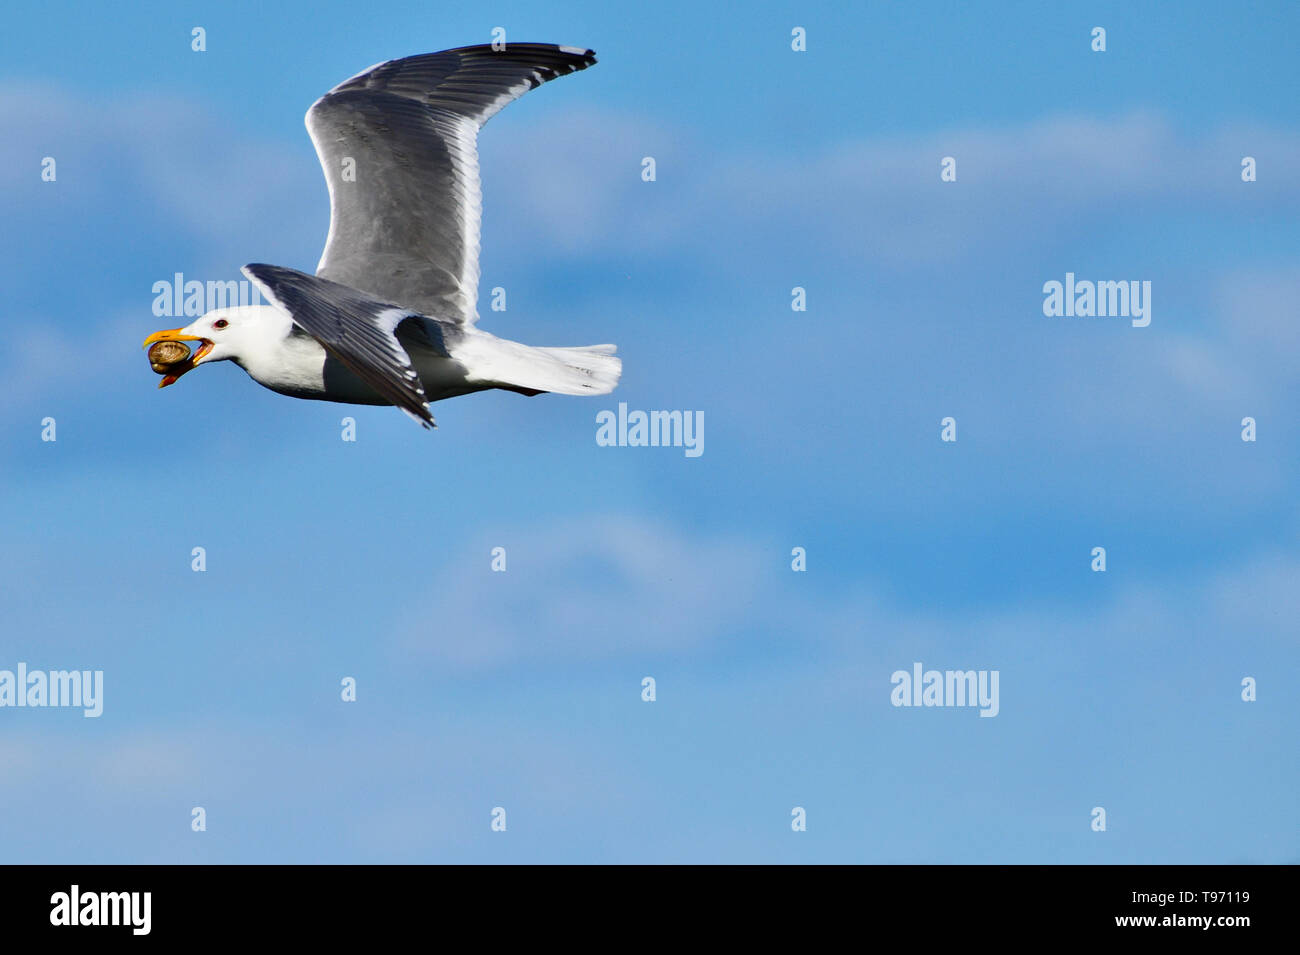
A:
[[142, 329, 214, 388]]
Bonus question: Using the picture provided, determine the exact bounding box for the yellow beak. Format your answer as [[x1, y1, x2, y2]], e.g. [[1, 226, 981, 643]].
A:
[[142, 329, 213, 388]]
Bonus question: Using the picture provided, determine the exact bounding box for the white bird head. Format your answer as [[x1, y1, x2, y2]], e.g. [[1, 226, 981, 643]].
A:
[[142, 306, 287, 387]]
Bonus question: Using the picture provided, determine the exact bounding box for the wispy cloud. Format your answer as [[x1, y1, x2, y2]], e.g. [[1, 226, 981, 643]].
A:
[[395, 514, 766, 669], [392, 514, 1300, 672]]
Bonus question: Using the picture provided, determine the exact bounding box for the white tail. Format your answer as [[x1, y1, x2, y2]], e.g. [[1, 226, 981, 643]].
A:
[[465, 334, 622, 396], [531, 343, 621, 395]]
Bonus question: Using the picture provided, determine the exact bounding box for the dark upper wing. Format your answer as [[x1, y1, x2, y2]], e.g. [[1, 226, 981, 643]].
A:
[[241, 263, 437, 428], [306, 43, 597, 324]]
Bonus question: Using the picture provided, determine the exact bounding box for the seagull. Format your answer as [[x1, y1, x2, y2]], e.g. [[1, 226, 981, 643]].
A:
[[142, 43, 619, 428]]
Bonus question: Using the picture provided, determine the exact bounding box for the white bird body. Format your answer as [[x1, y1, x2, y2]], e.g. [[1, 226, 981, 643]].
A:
[[202, 304, 618, 410], [144, 43, 619, 428]]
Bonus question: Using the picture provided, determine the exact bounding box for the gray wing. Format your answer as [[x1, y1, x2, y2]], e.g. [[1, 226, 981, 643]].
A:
[[306, 43, 597, 324], [242, 263, 438, 428]]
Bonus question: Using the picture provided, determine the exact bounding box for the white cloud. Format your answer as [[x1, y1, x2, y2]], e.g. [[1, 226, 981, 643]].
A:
[[8, 84, 1295, 278], [393, 514, 1300, 672], [484, 108, 1300, 269], [0, 730, 199, 797], [395, 515, 766, 669], [0, 84, 321, 260]]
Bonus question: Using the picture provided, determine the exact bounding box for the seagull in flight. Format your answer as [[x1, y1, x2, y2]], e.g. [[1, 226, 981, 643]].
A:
[[143, 43, 619, 428]]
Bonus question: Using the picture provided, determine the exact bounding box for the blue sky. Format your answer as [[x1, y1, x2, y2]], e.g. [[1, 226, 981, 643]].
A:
[[1, 0, 1296, 862]]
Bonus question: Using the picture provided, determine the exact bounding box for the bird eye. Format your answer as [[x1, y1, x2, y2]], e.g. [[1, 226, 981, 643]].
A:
[[213, 319, 229, 329]]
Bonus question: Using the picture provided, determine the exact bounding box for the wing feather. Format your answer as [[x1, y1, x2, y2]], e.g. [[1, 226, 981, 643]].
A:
[[306, 43, 597, 324]]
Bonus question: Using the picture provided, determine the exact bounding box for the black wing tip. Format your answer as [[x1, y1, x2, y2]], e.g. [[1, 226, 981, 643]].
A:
[[320, 44, 597, 102], [407, 403, 437, 429], [450, 42, 596, 70]]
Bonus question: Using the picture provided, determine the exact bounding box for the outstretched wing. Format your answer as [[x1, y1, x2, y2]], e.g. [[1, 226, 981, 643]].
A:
[[306, 43, 597, 324], [242, 263, 437, 428]]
